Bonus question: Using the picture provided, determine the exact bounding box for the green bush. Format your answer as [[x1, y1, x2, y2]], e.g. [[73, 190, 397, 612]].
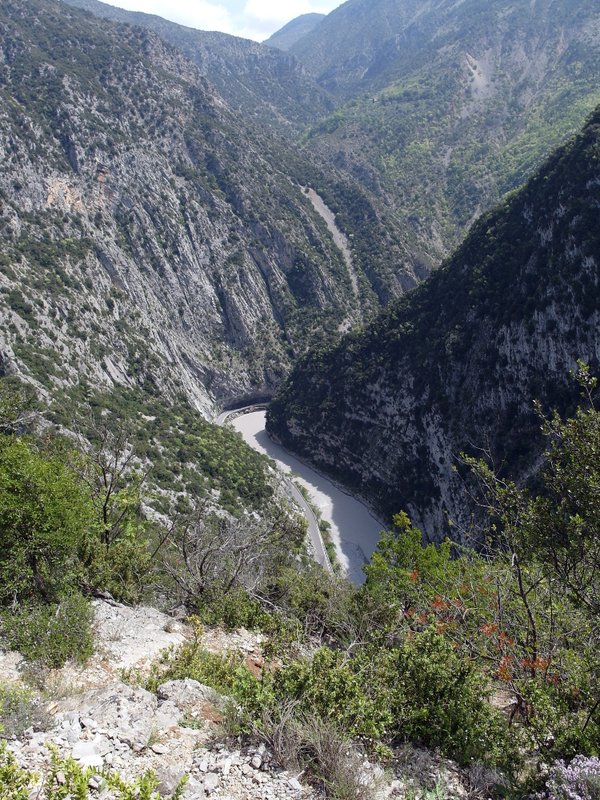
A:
[[194, 586, 269, 630], [389, 628, 512, 767], [83, 530, 154, 605], [0, 742, 30, 800], [0, 742, 187, 799], [0, 593, 94, 668], [0, 684, 51, 738], [0, 437, 96, 604], [143, 622, 273, 723], [274, 647, 391, 739]]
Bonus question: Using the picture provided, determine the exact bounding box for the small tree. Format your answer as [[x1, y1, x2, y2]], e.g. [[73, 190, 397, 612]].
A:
[[0, 378, 40, 435], [78, 420, 146, 550], [464, 363, 600, 756], [0, 437, 96, 604], [162, 509, 282, 607]]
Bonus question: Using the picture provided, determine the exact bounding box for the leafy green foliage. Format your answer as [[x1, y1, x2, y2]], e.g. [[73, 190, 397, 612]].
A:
[[143, 620, 273, 725], [0, 593, 94, 668], [0, 742, 187, 799], [388, 628, 509, 765], [518, 366, 600, 617], [273, 646, 391, 739], [51, 386, 277, 516], [0, 437, 95, 604], [0, 743, 31, 800]]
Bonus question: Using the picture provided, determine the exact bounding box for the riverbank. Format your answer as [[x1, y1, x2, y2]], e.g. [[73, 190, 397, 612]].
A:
[[231, 411, 383, 584]]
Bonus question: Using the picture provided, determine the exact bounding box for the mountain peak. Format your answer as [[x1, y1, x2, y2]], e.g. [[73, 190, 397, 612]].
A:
[[264, 12, 326, 51]]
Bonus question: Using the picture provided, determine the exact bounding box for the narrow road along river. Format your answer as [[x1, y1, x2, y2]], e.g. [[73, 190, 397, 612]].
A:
[[231, 410, 384, 585]]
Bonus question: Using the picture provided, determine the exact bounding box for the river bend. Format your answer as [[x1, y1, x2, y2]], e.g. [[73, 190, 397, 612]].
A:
[[232, 411, 383, 584]]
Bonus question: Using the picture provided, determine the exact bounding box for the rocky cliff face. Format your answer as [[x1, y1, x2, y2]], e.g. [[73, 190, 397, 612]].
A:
[[62, 0, 335, 130], [59, 0, 600, 295], [0, 0, 377, 412], [267, 108, 600, 540]]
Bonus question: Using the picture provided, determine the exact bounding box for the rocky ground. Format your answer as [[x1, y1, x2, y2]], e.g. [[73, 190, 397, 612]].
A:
[[0, 600, 482, 799]]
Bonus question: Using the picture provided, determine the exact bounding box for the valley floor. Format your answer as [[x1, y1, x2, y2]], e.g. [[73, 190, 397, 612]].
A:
[[231, 411, 383, 583]]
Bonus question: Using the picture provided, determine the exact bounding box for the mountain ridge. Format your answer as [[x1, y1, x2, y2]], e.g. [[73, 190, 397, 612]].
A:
[[60, 0, 600, 287], [61, 0, 335, 129], [0, 0, 382, 412], [267, 105, 600, 539], [264, 13, 326, 52], [292, 0, 600, 271]]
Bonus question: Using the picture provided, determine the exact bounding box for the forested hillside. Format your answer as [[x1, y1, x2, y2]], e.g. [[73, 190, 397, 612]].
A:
[[66, 0, 600, 287], [290, 0, 600, 270], [62, 0, 334, 129], [268, 105, 600, 538]]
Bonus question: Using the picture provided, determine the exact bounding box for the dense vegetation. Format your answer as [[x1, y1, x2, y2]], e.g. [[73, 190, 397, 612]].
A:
[[0, 377, 307, 666], [268, 104, 600, 537], [291, 0, 600, 269], [126, 370, 600, 799], [3, 367, 600, 796]]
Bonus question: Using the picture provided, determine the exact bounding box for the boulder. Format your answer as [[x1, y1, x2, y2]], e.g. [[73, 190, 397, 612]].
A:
[[156, 679, 222, 713]]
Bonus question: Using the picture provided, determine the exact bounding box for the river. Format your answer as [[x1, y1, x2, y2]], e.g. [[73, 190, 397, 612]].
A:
[[231, 410, 384, 584]]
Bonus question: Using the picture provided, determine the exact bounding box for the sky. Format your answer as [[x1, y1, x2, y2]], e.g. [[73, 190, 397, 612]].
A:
[[98, 0, 342, 41]]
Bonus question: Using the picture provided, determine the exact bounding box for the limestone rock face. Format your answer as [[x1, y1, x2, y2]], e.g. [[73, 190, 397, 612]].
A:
[[0, 0, 366, 413], [62, 0, 335, 131], [268, 106, 600, 540], [156, 679, 222, 713]]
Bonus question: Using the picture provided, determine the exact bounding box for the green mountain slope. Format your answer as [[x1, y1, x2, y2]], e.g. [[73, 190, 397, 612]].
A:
[[264, 13, 326, 52], [267, 107, 600, 539], [61, 0, 600, 295], [290, 0, 427, 96], [292, 0, 600, 270], [0, 0, 387, 411]]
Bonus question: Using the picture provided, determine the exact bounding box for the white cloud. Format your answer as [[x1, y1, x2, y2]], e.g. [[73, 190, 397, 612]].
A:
[[99, 0, 342, 40], [101, 0, 236, 33], [242, 0, 338, 35]]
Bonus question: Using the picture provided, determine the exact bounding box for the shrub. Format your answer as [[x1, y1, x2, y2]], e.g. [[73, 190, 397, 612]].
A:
[[259, 705, 376, 800], [0, 742, 188, 799], [84, 531, 154, 605], [0, 593, 94, 668], [0, 742, 31, 800], [194, 585, 269, 630], [142, 622, 273, 724], [0, 684, 51, 738], [390, 628, 512, 767], [545, 756, 600, 800], [0, 437, 96, 604], [274, 647, 391, 739]]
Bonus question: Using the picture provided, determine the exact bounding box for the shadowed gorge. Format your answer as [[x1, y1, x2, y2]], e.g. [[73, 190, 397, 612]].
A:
[[2, 0, 600, 795], [268, 106, 600, 538]]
